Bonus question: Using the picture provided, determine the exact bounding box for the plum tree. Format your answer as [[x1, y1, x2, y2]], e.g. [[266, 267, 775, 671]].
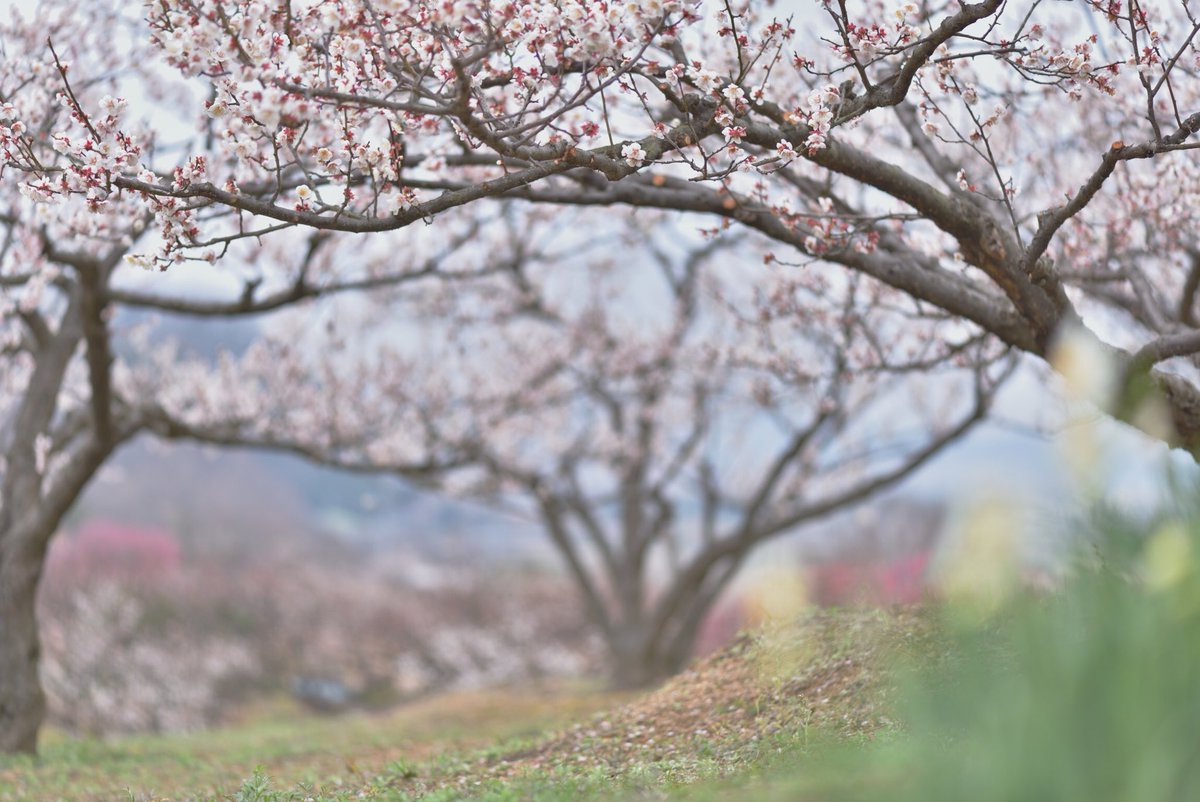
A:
[[4, 0, 1200, 752], [202, 208, 1008, 689]]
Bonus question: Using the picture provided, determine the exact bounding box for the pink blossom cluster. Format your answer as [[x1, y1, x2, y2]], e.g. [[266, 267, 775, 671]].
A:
[[830, 2, 921, 63]]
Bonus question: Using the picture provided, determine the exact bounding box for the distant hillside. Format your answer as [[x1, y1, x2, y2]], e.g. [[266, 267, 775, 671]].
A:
[[74, 436, 548, 562]]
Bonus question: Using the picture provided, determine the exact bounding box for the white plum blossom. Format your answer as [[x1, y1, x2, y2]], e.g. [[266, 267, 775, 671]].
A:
[[688, 67, 723, 94], [621, 142, 646, 167], [722, 84, 746, 106]]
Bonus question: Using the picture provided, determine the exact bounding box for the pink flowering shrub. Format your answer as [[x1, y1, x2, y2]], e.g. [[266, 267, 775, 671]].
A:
[[44, 520, 181, 586], [809, 552, 932, 607]]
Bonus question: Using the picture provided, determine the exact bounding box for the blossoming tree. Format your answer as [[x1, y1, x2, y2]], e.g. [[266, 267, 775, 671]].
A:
[[177, 208, 1009, 690], [0, 1, 489, 752], [4, 0, 1200, 752]]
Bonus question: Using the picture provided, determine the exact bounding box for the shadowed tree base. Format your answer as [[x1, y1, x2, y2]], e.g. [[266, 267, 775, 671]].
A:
[[0, 537, 47, 755]]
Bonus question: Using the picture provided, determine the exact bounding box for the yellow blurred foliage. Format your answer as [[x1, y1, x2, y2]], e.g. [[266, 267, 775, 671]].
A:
[[1142, 521, 1193, 593], [1049, 324, 1116, 409], [935, 498, 1021, 621], [742, 568, 810, 627]]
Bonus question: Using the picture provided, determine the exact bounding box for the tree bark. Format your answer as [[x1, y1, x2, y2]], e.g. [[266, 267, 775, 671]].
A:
[[0, 435, 128, 754], [0, 526, 49, 754], [606, 622, 692, 690], [603, 587, 715, 691]]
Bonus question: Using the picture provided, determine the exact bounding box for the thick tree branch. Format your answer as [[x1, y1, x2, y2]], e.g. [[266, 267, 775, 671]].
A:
[[0, 293, 83, 533]]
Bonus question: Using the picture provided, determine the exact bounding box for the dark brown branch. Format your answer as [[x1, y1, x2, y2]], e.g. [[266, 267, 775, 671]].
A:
[[506, 177, 1040, 351], [74, 263, 114, 446], [1179, 249, 1200, 326], [1131, 329, 1200, 368], [111, 115, 716, 235]]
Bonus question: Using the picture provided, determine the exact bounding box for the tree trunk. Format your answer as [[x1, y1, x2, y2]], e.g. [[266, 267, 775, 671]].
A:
[[605, 613, 702, 690], [608, 635, 679, 690], [0, 529, 48, 754]]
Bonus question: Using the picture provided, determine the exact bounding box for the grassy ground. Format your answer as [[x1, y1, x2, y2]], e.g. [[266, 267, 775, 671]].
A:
[[0, 608, 927, 802], [0, 689, 621, 802]]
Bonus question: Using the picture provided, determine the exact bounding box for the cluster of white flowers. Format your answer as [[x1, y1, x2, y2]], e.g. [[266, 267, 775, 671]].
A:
[[803, 84, 840, 153], [497, 0, 690, 65]]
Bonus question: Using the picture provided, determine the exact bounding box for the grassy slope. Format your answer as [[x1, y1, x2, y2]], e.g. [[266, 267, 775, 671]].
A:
[[0, 608, 929, 802], [0, 689, 619, 802]]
